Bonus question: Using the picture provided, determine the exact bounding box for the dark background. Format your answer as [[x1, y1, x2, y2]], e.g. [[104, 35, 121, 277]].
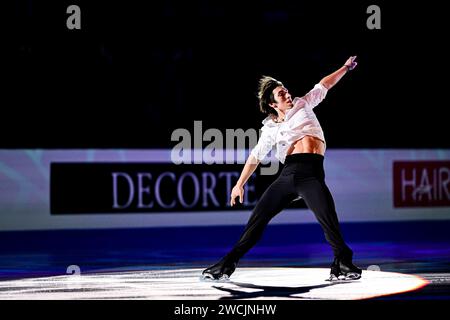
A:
[[4, 0, 448, 149]]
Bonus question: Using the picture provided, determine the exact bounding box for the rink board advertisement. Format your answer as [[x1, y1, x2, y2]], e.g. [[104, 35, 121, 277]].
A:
[[49, 162, 305, 214], [0, 149, 449, 231]]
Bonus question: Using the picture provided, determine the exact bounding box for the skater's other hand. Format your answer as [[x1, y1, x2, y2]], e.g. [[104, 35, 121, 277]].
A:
[[230, 185, 244, 206]]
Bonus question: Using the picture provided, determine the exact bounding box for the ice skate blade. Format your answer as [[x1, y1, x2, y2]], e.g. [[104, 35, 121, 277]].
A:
[[345, 272, 362, 280], [326, 273, 362, 282], [200, 273, 231, 282]]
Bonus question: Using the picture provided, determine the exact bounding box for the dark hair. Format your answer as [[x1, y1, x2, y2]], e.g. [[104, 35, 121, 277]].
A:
[[257, 76, 283, 117]]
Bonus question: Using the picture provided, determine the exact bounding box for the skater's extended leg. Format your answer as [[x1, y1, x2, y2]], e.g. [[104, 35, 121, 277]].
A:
[[298, 179, 352, 259], [226, 177, 297, 261], [202, 175, 296, 280]]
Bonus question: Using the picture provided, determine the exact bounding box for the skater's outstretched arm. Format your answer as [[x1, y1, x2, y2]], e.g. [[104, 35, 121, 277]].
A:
[[319, 56, 358, 90], [230, 154, 260, 206]]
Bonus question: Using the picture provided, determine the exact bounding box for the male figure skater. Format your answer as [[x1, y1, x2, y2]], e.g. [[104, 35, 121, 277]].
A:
[[202, 56, 362, 281]]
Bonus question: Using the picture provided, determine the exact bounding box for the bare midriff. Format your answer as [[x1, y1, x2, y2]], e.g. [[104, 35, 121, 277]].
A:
[[286, 135, 325, 156]]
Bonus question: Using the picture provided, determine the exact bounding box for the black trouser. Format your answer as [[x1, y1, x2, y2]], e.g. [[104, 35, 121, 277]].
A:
[[224, 153, 353, 263]]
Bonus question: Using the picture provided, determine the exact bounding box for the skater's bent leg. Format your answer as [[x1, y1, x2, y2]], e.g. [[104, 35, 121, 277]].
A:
[[299, 179, 353, 260]]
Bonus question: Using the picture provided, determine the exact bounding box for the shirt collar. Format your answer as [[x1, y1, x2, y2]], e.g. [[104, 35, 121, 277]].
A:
[[262, 116, 277, 127]]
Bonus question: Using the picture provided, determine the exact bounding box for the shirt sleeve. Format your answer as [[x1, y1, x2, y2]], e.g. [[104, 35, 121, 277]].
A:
[[301, 83, 328, 109], [250, 126, 275, 161]]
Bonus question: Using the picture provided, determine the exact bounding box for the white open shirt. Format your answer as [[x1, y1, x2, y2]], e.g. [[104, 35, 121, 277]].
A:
[[250, 83, 328, 164]]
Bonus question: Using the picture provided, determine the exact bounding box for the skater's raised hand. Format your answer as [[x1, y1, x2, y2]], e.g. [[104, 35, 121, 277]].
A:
[[230, 185, 244, 206], [344, 56, 358, 71]]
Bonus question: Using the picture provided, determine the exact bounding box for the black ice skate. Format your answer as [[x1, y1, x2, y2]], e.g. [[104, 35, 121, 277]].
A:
[[327, 257, 362, 281], [201, 258, 237, 281]]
